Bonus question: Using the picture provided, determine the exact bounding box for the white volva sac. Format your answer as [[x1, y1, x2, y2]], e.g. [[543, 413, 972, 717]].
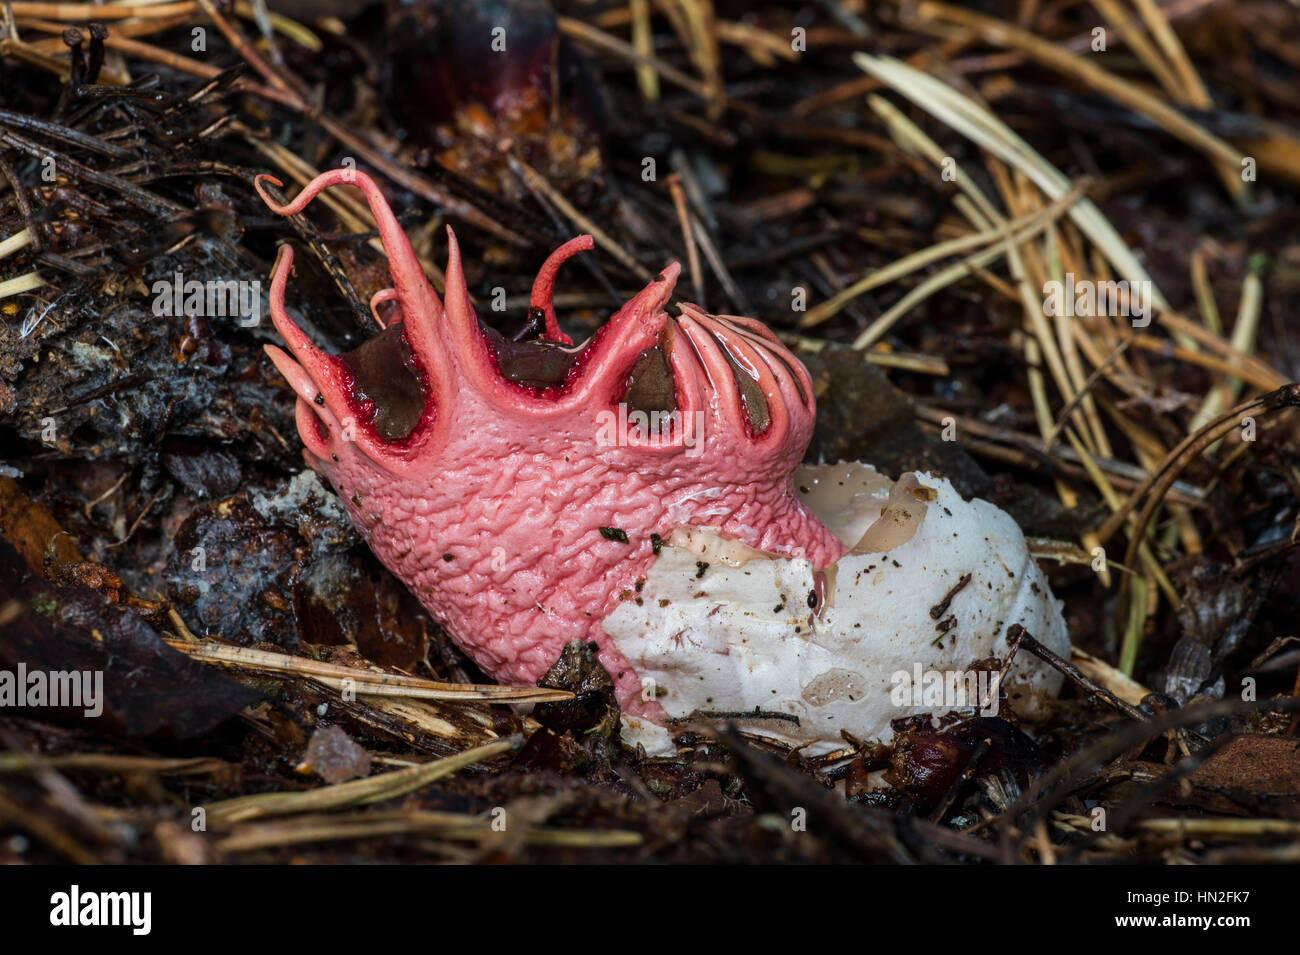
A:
[[607, 462, 1070, 755]]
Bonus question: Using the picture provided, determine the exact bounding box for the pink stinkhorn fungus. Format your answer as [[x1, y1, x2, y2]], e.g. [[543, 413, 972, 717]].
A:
[[257, 169, 844, 718], [258, 168, 1069, 753]]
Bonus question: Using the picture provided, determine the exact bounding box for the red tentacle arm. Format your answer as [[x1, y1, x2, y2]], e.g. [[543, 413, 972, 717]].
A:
[[527, 234, 593, 345]]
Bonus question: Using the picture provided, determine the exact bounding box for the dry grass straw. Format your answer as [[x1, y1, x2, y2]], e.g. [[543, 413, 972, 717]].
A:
[[824, 52, 1290, 673]]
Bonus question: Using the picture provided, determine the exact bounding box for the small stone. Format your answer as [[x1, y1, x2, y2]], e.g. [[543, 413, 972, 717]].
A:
[[299, 725, 371, 784]]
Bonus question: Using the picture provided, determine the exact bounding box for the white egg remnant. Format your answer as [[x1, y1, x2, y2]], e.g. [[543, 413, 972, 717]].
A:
[[606, 462, 1070, 755]]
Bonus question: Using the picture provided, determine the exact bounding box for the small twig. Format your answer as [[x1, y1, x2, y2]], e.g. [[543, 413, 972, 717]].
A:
[[1043, 334, 1134, 450], [557, 15, 713, 100], [0, 272, 45, 297], [203, 736, 522, 827], [0, 152, 42, 252], [215, 809, 642, 853], [666, 173, 703, 306], [163, 639, 573, 704], [1007, 625, 1147, 722]]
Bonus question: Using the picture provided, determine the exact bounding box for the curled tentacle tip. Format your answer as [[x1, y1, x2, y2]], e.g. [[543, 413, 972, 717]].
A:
[[369, 288, 400, 329], [270, 242, 295, 272], [253, 173, 288, 211], [529, 235, 597, 345]]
